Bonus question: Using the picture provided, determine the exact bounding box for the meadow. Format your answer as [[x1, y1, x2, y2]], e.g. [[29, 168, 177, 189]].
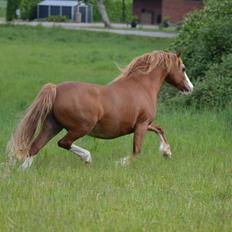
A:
[[0, 25, 231, 231]]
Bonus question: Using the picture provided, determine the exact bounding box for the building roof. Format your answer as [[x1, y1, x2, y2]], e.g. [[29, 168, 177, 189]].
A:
[[38, 0, 78, 7]]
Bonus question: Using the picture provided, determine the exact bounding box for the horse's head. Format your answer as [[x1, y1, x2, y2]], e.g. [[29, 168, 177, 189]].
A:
[[165, 53, 193, 94], [112, 51, 194, 95]]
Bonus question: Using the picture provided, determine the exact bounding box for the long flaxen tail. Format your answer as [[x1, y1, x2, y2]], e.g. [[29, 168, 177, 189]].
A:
[[7, 83, 57, 160]]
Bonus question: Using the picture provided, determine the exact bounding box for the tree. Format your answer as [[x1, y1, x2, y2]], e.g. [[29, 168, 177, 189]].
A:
[[96, 0, 111, 28], [121, 0, 126, 22], [6, 0, 19, 21]]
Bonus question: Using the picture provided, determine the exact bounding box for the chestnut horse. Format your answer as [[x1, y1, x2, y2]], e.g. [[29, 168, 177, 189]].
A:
[[8, 51, 193, 170]]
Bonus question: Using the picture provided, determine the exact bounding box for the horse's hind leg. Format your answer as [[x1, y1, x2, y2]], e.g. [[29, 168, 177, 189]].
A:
[[21, 114, 62, 170], [148, 124, 172, 158], [58, 130, 92, 164]]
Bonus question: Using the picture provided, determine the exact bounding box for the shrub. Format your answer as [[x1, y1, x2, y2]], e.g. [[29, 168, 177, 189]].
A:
[[163, 0, 232, 109], [186, 53, 232, 109], [6, 0, 20, 21], [20, 0, 40, 20], [172, 0, 232, 80], [41, 15, 67, 22]]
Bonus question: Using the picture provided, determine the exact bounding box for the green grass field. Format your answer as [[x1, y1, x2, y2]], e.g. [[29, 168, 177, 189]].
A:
[[0, 25, 231, 231]]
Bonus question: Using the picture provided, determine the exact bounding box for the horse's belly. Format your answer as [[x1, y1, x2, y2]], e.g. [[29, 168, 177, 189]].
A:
[[88, 121, 134, 139]]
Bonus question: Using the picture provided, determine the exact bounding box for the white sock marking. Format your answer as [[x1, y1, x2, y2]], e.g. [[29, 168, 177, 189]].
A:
[[21, 157, 33, 170], [159, 136, 172, 157], [70, 144, 92, 163]]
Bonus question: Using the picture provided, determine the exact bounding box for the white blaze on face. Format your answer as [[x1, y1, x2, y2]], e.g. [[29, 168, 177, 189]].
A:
[[184, 72, 194, 92]]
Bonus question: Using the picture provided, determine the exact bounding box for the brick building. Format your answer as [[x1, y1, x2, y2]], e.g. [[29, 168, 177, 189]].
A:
[[133, 0, 203, 24]]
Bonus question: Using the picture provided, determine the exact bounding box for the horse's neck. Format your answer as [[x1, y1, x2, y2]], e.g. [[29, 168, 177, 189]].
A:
[[132, 68, 167, 100], [111, 68, 167, 100]]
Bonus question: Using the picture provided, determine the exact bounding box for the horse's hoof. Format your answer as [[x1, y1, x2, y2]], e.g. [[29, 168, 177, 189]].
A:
[[21, 157, 33, 171], [116, 156, 130, 166], [85, 161, 91, 167], [163, 153, 172, 159], [81, 152, 92, 164], [160, 144, 172, 158]]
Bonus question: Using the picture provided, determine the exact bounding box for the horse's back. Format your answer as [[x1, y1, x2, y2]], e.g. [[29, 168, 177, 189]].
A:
[[53, 82, 105, 130]]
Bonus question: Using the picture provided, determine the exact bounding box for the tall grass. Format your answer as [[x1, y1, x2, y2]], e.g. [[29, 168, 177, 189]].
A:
[[0, 25, 231, 231]]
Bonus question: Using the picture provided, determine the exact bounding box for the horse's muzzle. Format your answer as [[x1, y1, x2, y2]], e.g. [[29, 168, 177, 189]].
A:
[[181, 73, 194, 95], [181, 82, 194, 95]]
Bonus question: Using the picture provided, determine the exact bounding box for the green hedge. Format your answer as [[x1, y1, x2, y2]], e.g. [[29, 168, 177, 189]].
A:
[[164, 0, 232, 109], [40, 15, 67, 22], [186, 54, 232, 109], [172, 0, 232, 80]]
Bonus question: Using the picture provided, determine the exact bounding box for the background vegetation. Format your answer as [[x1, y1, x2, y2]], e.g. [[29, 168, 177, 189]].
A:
[[0, 25, 231, 231], [19, 0, 40, 20], [0, 0, 6, 17], [86, 0, 133, 23], [6, 0, 133, 22], [169, 0, 232, 109]]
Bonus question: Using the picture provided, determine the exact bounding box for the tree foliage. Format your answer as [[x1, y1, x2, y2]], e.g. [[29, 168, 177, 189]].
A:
[[86, 0, 132, 23], [7, 0, 133, 23], [20, 0, 40, 20], [6, 0, 19, 21], [172, 0, 232, 80], [187, 54, 232, 109], [167, 0, 232, 109]]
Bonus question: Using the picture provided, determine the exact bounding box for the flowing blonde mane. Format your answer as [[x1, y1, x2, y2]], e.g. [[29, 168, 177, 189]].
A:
[[112, 51, 181, 82]]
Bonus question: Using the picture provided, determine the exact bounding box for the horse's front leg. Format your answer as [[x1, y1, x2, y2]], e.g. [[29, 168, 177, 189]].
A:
[[148, 124, 172, 158], [119, 123, 148, 166], [132, 123, 148, 159]]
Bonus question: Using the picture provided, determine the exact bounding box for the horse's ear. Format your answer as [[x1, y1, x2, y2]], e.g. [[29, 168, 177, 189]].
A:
[[176, 52, 181, 58]]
